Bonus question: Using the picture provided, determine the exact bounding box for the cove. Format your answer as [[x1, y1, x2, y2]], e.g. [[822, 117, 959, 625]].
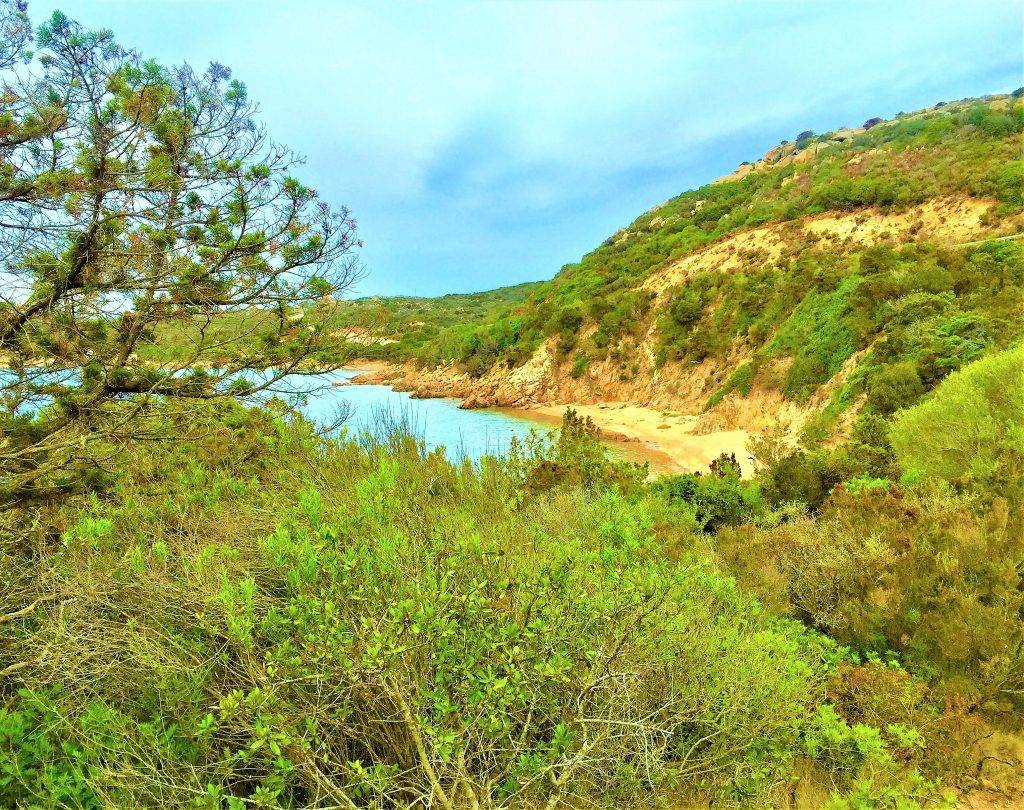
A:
[[272, 369, 557, 462], [269, 369, 667, 470]]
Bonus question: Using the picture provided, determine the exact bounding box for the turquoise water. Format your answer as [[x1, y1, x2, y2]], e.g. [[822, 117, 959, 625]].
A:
[[272, 370, 557, 461], [5, 366, 656, 467], [3, 367, 555, 461]]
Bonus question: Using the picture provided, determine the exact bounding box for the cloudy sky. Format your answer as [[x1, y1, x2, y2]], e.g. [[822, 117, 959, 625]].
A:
[[49, 1, 1024, 295]]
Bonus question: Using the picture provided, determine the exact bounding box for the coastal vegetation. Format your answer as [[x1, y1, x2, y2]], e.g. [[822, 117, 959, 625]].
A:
[[3, 360, 1022, 806], [419, 96, 1024, 391], [1, 2, 1022, 807]]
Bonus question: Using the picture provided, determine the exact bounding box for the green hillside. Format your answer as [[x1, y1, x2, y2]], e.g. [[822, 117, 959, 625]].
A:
[[367, 94, 1023, 437], [138, 282, 543, 367], [325, 281, 545, 365]]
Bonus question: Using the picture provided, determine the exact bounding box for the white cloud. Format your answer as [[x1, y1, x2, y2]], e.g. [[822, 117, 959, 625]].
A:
[[43, 0, 1024, 294]]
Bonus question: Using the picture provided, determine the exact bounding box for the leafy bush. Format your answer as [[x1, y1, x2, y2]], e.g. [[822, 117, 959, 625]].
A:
[[653, 453, 764, 531], [714, 485, 1024, 721], [1, 401, 909, 808], [868, 361, 925, 414], [512, 408, 648, 495], [891, 345, 1024, 490]]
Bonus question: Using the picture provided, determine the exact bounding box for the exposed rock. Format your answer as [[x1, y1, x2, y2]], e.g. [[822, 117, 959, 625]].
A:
[[830, 127, 865, 142]]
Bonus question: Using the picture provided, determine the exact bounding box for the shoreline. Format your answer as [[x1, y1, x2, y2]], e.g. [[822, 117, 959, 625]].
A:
[[494, 403, 687, 476], [339, 358, 394, 375], [345, 363, 752, 477], [508, 401, 752, 478]]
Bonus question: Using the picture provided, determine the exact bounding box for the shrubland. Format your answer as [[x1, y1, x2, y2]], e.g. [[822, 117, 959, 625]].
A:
[[0, 400, 981, 808], [708, 345, 1024, 789], [2, 348, 1022, 808]]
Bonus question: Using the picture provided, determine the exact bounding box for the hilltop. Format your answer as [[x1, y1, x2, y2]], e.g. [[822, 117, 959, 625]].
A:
[[345, 92, 1023, 466]]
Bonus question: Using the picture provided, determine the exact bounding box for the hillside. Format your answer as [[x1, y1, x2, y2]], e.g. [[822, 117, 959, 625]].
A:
[[136, 282, 543, 366], [352, 93, 1024, 449]]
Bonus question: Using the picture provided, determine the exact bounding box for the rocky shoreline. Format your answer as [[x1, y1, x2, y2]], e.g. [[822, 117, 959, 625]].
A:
[[345, 358, 756, 476]]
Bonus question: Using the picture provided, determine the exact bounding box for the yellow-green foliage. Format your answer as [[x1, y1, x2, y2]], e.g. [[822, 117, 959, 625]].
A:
[[0, 403, 941, 808], [891, 344, 1024, 487], [715, 484, 1024, 723]]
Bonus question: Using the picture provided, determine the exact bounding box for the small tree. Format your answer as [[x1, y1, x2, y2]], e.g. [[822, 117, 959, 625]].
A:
[[0, 9, 360, 506]]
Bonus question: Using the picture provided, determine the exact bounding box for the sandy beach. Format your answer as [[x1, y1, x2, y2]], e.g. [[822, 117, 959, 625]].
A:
[[346, 365, 753, 476], [510, 401, 753, 477]]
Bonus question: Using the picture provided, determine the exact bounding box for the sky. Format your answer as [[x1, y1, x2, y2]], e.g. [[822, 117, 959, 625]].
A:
[[45, 0, 1024, 296]]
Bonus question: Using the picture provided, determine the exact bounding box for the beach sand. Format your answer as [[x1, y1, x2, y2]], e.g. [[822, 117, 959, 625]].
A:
[[509, 401, 753, 478]]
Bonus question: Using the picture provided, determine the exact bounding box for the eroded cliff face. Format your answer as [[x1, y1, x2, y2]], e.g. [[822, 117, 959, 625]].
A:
[[355, 338, 853, 437], [354, 194, 1018, 436]]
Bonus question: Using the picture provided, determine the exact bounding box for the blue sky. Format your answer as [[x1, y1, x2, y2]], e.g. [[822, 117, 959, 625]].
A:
[[48, 1, 1024, 296]]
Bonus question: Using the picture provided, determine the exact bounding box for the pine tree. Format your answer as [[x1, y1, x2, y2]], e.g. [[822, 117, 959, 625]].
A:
[[0, 7, 360, 506]]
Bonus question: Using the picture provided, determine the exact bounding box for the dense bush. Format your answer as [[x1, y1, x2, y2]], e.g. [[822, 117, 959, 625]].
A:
[[750, 412, 896, 510], [0, 402, 947, 808], [868, 361, 925, 414], [714, 484, 1024, 724], [891, 344, 1024, 492], [652, 453, 764, 531]]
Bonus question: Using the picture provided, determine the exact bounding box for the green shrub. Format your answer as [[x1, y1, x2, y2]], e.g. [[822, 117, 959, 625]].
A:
[[891, 344, 1024, 489], [653, 455, 764, 531], [757, 447, 852, 510], [570, 353, 589, 378], [994, 159, 1024, 206], [868, 361, 925, 414], [2, 402, 896, 808], [771, 281, 859, 401], [0, 690, 101, 809], [714, 485, 1024, 721]]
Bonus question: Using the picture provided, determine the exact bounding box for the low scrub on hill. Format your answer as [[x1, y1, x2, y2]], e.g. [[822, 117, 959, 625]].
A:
[[137, 283, 545, 371], [420, 97, 1023, 385], [130, 98, 1023, 449], [702, 238, 1023, 437]]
